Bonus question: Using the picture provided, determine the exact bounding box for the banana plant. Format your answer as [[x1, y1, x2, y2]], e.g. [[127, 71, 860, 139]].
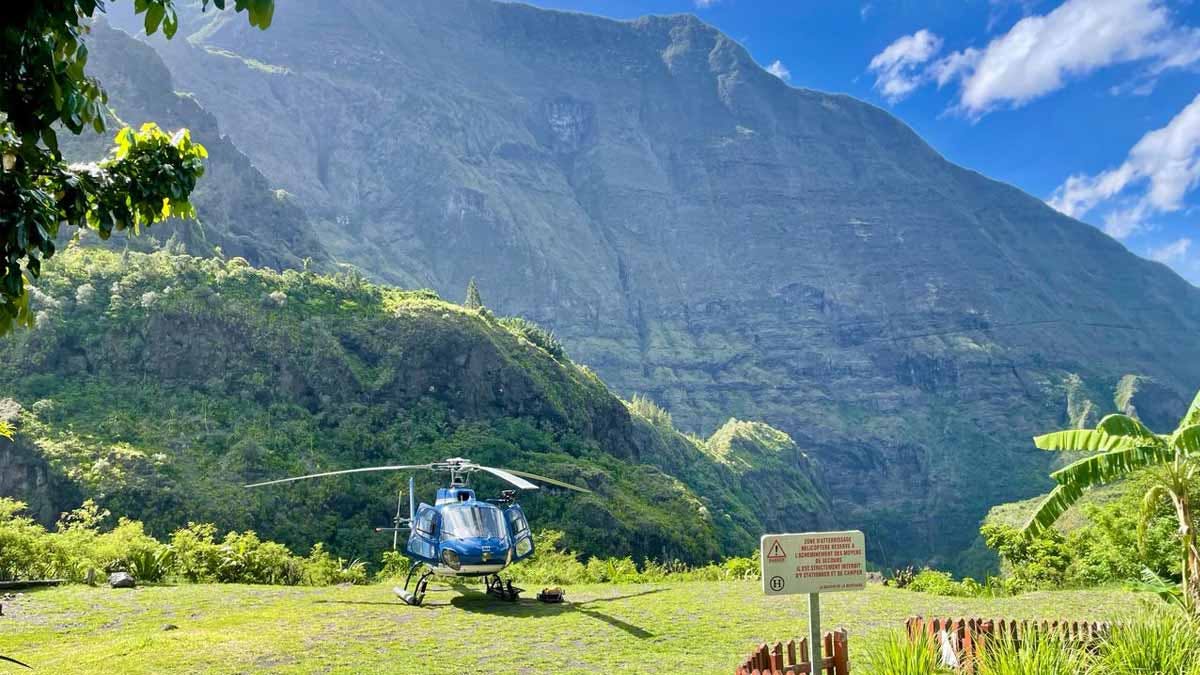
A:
[[1023, 388, 1200, 612]]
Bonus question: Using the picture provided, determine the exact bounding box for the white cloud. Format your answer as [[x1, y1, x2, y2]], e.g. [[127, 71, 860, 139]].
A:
[[860, 3, 873, 21], [766, 59, 791, 82], [871, 0, 1200, 115], [867, 29, 943, 103], [1148, 237, 1192, 263], [694, 0, 720, 7], [1048, 93, 1200, 239]]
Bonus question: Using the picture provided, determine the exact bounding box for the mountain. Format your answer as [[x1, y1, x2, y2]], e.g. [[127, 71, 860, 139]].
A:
[[0, 247, 825, 563], [91, 0, 1200, 568], [58, 22, 329, 271]]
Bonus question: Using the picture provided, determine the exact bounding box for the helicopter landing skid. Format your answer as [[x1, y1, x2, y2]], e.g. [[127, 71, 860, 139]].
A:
[[484, 574, 523, 602], [394, 563, 434, 606]]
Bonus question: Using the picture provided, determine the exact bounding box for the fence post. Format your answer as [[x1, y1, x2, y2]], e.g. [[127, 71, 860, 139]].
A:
[[832, 629, 849, 675]]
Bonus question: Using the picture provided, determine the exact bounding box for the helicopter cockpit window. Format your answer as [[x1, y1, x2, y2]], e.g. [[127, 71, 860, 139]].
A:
[[507, 509, 529, 538], [441, 505, 506, 539], [414, 507, 436, 537]]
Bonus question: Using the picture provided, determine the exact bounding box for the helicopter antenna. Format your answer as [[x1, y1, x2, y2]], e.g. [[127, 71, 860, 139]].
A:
[[392, 485, 404, 551]]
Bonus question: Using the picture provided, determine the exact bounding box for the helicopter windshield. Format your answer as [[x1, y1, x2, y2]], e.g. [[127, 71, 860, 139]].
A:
[[440, 504, 506, 539]]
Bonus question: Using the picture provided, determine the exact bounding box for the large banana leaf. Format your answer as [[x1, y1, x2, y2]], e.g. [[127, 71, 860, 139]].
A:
[[1184, 390, 1200, 428], [1097, 413, 1157, 438], [1049, 443, 1176, 488], [1172, 424, 1200, 454], [1033, 414, 1156, 452], [1023, 483, 1084, 537], [1138, 484, 1169, 551]]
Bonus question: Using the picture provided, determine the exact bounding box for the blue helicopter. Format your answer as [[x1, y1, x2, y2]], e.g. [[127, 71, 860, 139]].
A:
[[244, 457, 591, 605]]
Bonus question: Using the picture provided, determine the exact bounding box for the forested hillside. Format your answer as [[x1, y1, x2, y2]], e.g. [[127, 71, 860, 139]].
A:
[[0, 247, 826, 563]]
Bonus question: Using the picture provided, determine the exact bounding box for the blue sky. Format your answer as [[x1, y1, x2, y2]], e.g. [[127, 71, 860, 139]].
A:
[[525, 0, 1200, 285]]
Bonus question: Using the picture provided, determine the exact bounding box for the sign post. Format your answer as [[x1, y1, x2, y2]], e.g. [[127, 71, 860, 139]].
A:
[[761, 530, 866, 671]]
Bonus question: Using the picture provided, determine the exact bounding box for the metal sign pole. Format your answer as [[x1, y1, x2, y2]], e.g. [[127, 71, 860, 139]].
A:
[[808, 592, 822, 670]]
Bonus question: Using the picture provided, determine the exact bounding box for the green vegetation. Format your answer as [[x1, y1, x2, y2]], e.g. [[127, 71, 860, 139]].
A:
[[862, 630, 952, 675], [1022, 390, 1200, 610], [497, 316, 567, 361], [861, 609, 1200, 675], [0, 247, 821, 567], [0, 581, 1138, 674], [0, 0, 272, 333], [980, 479, 1185, 594], [974, 632, 1088, 675], [503, 530, 760, 586], [0, 498, 365, 586], [1092, 608, 1200, 675]]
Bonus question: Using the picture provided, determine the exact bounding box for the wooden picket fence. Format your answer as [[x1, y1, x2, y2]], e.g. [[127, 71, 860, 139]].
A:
[[905, 616, 1113, 673], [735, 629, 849, 675]]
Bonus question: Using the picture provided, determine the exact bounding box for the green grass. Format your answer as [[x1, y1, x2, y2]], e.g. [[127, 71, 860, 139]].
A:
[[0, 581, 1139, 674]]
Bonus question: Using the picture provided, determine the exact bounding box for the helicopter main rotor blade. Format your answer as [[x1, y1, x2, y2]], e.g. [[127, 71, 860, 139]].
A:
[[244, 464, 432, 488], [493, 467, 593, 494], [478, 466, 539, 490]]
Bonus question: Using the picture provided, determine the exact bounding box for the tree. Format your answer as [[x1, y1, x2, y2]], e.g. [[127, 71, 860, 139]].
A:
[[0, 0, 275, 335], [1023, 389, 1200, 611], [464, 277, 483, 309]]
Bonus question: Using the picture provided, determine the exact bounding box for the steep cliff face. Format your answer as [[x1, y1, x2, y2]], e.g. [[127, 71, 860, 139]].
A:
[[63, 22, 328, 271], [0, 400, 71, 525], [103, 0, 1200, 566]]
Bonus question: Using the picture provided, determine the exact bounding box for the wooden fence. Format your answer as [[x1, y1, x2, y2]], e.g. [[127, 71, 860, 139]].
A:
[[735, 629, 849, 675], [905, 616, 1112, 673]]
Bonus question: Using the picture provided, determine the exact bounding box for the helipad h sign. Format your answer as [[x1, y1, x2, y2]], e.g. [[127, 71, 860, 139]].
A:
[[760, 530, 866, 596]]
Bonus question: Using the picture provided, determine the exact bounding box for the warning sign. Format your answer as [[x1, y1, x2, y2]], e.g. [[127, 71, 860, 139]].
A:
[[766, 539, 786, 562], [760, 530, 866, 596]]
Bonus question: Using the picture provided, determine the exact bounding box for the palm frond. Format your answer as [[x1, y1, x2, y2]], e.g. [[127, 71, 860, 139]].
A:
[[1049, 444, 1176, 489], [1023, 483, 1084, 538]]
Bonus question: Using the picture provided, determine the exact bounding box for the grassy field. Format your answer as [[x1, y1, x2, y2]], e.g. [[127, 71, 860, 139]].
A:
[[0, 580, 1140, 674]]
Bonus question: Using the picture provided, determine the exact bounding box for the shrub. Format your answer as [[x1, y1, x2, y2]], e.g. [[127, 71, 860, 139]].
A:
[[507, 530, 588, 585], [498, 316, 567, 360], [376, 551, 412, 582], [886, 566, 917, 589], [722, 551, 760, 581], [862, 630, 952, 675], [170, 522, 223, 582], [216, 531, 303, 585], [0, 499, 61, 581], [93, 518, 172, 583], [626, 394, 673, 430], [303, 543, 367, 586], [907, 569, 967, 596], [585, 556, 640, 584]]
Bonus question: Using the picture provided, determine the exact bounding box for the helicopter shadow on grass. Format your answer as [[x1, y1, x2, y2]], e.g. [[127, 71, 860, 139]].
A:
[[449, 587, 663, 639]]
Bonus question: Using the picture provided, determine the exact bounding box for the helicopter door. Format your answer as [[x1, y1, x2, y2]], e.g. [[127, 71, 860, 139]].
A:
[[407, 504, 439, 563], [505, 505, 534, 562]]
